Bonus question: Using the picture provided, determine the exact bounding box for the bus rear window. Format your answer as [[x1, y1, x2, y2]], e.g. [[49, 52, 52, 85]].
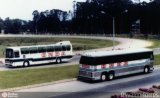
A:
[[66, 45, 71, 51], [6, 49, 14, 58]]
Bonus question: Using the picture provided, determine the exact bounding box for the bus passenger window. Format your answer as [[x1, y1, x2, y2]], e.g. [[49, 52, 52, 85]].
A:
[[62, 45, 66, 51], [29, 47, 38, 54], [55, 46, 61, 51], [46, 46, 54, 52], [21, 48, 29, 54], [14, 51, 20, 58], [38, 47, 46, 53]]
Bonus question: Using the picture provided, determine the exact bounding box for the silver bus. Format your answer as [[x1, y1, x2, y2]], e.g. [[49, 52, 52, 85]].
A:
[[78, 48, 154, 81]]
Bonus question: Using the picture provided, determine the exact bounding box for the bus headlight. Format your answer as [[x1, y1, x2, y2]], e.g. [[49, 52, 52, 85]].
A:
[[10, 61, 13, 64]]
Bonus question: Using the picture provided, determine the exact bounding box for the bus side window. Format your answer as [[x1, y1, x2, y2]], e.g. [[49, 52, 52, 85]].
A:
[[55, 46, 61, 51], [62, 45, 66, 51], [29, 47, 38, 54], [38, 47, 46, 53], [21, 48, 29, 54], [14, 51, 20, 58], [46, 46, 54, 52]]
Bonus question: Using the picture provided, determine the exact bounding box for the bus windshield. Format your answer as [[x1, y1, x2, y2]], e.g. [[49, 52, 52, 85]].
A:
[[79, 56, 95, 65], [6, 49, 14, 58]]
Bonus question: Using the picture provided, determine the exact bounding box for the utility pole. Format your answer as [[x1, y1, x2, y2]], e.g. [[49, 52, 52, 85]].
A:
[[73, 0, 77, 18], [112, 17, 115, 50]]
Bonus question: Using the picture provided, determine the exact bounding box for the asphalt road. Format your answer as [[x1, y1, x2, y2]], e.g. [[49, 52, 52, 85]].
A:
[[15, 68, 160, 98]]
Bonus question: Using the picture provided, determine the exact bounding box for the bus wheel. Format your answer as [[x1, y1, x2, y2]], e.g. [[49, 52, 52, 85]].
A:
[[144, 66, 150, 73], [56, 58, 61, 64], [108, 72, 114, 81], [23, 61, 30, 67], [101, 73, 107, 81]]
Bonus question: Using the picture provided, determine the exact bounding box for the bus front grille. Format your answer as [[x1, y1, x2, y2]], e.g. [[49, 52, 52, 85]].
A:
[[5, 59, 11, 64], [79, 71, 92, 77]]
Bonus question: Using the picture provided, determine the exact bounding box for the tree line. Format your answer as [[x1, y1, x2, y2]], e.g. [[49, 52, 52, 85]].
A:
[[0, 0, 160, 35]]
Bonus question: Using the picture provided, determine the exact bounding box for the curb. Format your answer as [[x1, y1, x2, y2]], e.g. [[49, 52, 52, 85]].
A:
[[0, 78, 76, 92]]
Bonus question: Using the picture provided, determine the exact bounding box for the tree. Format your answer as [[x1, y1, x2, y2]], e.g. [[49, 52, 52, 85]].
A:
[[32, 10, 39, 34], [0, 18, 4, 33]]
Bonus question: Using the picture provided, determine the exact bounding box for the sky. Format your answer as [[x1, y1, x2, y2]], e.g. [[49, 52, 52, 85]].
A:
[[0, 0, 86, 20], [0, 0, 150, 21]]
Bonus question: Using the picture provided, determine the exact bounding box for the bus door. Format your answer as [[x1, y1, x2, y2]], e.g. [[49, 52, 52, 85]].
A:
[[14, 51, 20, 58]]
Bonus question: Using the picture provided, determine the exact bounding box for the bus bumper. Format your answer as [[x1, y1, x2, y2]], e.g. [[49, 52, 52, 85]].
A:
[[77, 76, 99, 81], [5, 63, 14, 67]]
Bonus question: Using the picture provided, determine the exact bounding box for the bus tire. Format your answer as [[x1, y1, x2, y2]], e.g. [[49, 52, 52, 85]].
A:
[[108, 72, 115, 81], [144, 66, 150, 73], [56, 58, 61, 64], [23, 61, 30, 67], [101, 73, 107, 81]]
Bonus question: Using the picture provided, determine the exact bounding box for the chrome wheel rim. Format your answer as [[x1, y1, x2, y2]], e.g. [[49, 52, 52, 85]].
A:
[[101, 75, 106, 81], [109, 74, 113, 80], [145, 68, 148, 73], [24, 62, 28, 67], [57, 59, 61, 63]]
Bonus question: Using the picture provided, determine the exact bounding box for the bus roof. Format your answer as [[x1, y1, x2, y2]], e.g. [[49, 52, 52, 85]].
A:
[[6, 41, 71, 50], [82, 48, 153, 57]]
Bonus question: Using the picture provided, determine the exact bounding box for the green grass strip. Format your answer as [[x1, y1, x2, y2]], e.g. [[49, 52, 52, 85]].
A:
[[154, 55, 160, 65], [0, 65, 79, 89], [147, 39, 160, 49]]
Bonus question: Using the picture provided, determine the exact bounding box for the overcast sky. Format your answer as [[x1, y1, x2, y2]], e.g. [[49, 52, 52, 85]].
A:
[[0, 0, 149, 21], [0, 0, 86, 20]]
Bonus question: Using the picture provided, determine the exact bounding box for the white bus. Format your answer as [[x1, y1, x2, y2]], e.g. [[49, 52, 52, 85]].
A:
[[5, 41, 73, 67], [78, 48, 154, 81]]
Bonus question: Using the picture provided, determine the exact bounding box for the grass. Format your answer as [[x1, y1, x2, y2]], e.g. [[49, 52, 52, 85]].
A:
[[147, 39, 160, 49], [0, 37, 119, 58], [0, 65, 79, 89], [154, 55, 160, 65]]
